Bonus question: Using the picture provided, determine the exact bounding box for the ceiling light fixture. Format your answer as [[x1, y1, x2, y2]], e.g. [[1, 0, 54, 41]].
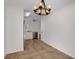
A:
[[33, 0, 51, 15], [25, 12, 31, 17]]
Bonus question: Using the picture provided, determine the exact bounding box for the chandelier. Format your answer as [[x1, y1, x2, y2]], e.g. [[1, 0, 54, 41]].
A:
[[33, 0, 51, 15]]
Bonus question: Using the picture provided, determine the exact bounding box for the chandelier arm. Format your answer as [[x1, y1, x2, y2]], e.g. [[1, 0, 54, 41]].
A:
[[41, 0, 46, 8]]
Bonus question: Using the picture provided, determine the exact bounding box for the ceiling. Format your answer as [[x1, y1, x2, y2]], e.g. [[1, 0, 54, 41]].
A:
[[5, 0, 74, 11]]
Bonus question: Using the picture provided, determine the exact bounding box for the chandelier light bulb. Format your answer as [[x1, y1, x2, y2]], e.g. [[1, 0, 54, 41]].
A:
[[46, 10, 49, 13], [34, 6, 37, 9], [38, 9, 41, 13], [39, 2, 42, 6], [47, 5, 51, 9]]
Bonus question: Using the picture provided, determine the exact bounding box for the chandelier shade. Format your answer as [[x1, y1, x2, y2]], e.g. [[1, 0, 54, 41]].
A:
[[33, 0, 51, 15]]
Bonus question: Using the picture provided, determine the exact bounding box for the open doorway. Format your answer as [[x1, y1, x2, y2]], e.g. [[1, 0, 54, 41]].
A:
[[23, 10, 41, 40], [33, 32, 38, 39]]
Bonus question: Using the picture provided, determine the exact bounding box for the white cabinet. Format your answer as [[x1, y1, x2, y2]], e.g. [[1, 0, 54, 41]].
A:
[[24, 32, 33, 39]]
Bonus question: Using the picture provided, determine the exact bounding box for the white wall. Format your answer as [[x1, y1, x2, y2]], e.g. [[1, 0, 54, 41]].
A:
[[24, 14, 41, 39], [41, 2, 75, 57], [5, 5, 24, 56]]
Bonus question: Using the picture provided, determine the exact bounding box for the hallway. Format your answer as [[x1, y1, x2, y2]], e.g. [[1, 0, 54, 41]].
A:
[[5, 39, 73, 59]]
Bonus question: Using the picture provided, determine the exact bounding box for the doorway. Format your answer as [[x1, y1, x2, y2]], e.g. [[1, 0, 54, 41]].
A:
[[23, 10, 41, 40], [33, 32, 38, 39]]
